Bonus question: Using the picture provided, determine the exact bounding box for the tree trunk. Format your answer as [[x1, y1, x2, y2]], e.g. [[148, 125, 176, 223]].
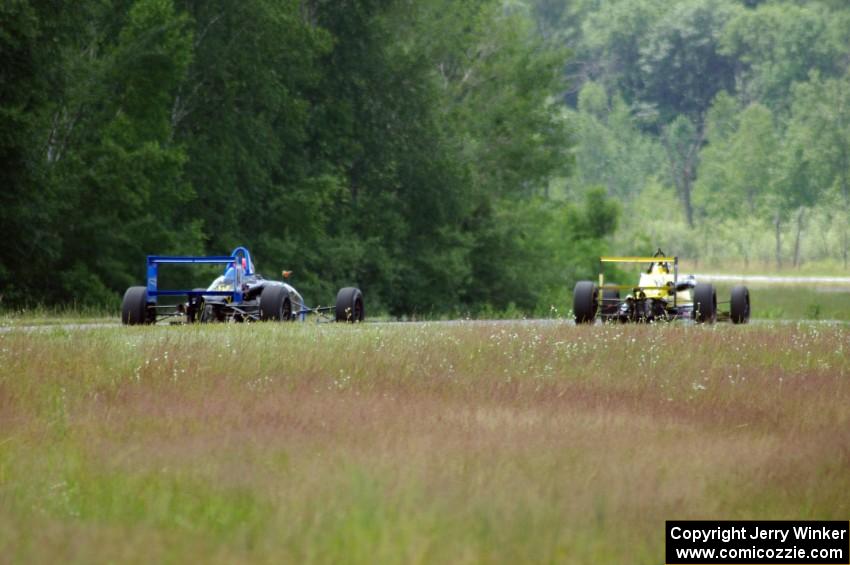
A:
[[661, 121, 703, 229], [841, 145, 848, 269], [841, 180, 850, 270], [301, 0, 319, 26], [774, 210, 782, 269], [792, 208, 805, 268], [682, 168, 694, 227]]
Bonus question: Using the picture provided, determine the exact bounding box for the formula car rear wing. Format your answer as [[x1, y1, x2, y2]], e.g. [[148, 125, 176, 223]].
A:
[[598, 255, 679, 284], [145, 246, 255, 304], [597, 254, 681, 306], [599, 256, 678, 264]]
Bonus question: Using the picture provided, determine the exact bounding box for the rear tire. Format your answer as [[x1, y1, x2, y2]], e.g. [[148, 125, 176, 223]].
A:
[[573, 281, 598, 324], [600, 288, 620, 322], [121, 286, 153, 325], [730, 285, 750, 324], [260, 285, 292, 321], [693, 283, 717, 324], [335, 287, 364, 322]]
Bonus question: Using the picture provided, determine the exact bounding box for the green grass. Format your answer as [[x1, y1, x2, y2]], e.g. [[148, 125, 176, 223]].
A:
[[1, 322, 848, 563], [0, 305, 114, 327], [714, 284, 850, 321], [5, 283, 849, 328], [680, 258, 850, 276]]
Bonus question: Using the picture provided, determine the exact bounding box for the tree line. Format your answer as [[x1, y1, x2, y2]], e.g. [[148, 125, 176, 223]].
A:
[[538, 0, 850, 269], [3, 0, 848, 316], [0, 0, 615, 314]]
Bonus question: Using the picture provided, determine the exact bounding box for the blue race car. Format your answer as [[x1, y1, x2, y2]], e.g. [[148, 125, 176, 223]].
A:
[[121, 247, 364, 325]]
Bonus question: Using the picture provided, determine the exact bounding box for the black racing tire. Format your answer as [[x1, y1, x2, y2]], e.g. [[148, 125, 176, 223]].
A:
[[730, 285, 750, 324], [260, 285, 292, 321], [335, 287, 364, 322], [600, 288, 620, 322], [573, 281, 598, 324], [693, 283, 717, 324], [121, 286, 153, 325]]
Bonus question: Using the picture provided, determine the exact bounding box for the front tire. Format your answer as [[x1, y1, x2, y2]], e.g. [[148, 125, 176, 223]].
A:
[[693, 283, 717, 324], [121, 286, 154, 325], [730, 285, 750, 324], [335, 287, 364, 322], [260, 285, 293, 321], [573, 281, 598, 324]]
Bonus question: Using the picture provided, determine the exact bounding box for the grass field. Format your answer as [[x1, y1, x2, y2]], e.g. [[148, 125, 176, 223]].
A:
[[3, 283, 849, 325], [0, 305, 115, 328], [713, 284, 850, 321], [1, 321, 848, 563], [680, 259, 850, 277]]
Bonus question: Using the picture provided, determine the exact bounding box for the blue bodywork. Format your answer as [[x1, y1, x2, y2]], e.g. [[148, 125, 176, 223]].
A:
[[145, 246, 255, 304]]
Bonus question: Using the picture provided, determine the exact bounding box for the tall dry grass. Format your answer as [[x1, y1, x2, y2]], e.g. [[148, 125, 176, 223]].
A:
[[1, 321, 848, 563]]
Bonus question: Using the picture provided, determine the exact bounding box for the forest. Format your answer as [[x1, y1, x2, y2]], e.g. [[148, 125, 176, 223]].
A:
[[1, 0, 848, 315]]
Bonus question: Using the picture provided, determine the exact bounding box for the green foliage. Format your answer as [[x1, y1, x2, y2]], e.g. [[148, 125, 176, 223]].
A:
[[0, 1, 65, 301], [568, 187, 620, 240], [6, 0, 850, 315], [638, 0, 740, 121], [0, 0, 587, 315], [696, 102, 779, 218], [570, 82, 665, 202], [579, 0, 666, 105], [534, 0, 850, 270], [720, 2, 847, 111], [785, 71, 850, 207], [784, 70, 850, 265]]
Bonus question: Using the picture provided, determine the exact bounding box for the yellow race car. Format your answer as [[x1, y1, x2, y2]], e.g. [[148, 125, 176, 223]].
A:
[[572, 250, 750, 324]]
